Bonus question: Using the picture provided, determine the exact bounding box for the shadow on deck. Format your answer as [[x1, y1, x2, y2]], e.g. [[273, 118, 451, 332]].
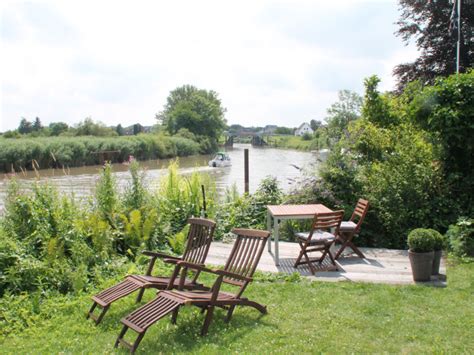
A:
[[207, 241, 447, 286]]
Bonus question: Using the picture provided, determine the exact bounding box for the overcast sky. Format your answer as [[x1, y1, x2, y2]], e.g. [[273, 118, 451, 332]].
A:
[[0, 0, 418, 132]]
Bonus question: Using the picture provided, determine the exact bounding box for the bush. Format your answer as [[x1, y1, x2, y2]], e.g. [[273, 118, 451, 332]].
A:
[[446, 217, 474, 257], [428, 229, 445, 251], [407, 229, 435, 253]]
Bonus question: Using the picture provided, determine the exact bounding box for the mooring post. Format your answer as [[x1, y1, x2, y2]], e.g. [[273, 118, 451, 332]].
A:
[[244, 148, 249, 193]]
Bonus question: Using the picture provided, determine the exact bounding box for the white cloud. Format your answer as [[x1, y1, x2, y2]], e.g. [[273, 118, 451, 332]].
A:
[[0, 0, 418, 132]]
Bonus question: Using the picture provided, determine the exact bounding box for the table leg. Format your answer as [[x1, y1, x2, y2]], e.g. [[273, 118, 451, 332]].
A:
[[267, 210, 272, 252], [274, 217, 280, 266]]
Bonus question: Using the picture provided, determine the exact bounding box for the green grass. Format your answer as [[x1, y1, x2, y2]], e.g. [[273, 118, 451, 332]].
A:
[[1, 261, 473, 354]]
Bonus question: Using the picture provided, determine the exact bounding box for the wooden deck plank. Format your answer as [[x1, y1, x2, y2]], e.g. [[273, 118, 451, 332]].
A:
[[206, 241, 447, 286]]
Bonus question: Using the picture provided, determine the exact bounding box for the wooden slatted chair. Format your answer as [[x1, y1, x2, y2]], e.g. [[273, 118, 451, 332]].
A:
[[115, 228, 270, 353], [334, 199, 369, 260], [87, 218, 216, 325], [294, 210, 344, 274]]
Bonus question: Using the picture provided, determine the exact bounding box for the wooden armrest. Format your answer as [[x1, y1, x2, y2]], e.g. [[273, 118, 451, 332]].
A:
[[176, 261, 213, 273], [163, 258, 180, 265], [142, 251, 180, 260], [214, 269, 252, 282]]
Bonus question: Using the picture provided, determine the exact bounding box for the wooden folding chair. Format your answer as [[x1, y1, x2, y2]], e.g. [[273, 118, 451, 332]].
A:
[[334, 199, 369, 259], [87, 218, 216, 325], [293, 210, 344, 274], [115, 228, 270, 353]]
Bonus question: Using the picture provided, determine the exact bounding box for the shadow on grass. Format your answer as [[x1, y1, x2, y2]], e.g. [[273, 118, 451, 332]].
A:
[[119, 306, 276, 353]]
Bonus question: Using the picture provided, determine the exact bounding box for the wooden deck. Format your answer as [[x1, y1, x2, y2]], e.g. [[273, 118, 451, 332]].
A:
[[207, 241, 446, 286]]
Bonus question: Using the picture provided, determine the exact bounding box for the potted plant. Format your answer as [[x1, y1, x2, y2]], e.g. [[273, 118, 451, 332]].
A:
[[428, 229, 444, 275], [407, 228, 435, 282]]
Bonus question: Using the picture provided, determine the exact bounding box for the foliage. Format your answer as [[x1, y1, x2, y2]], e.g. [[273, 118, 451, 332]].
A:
[[326, 89, 363, 140], [0, 160, 219, 296], [0, 134, 200, 172], [362, 76, 396, 127], [394, 0, 474, 91], [408, 71, 474, 216], [446, 217, 474, 257], [429, 229, 445, 251], [214, 178, 282, 240], [69, 117, 117, 137], [408, 228, 435, 253], [157, 85, 227, 153]]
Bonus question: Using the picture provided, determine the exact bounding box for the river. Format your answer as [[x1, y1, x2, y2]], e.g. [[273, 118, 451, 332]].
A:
[[0, 144, 318, 210]]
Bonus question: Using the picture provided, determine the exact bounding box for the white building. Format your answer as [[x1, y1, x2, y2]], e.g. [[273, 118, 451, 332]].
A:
[[294, 122, 314, 136]]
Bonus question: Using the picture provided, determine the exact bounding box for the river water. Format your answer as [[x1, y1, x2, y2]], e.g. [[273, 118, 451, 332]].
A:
[[0, 144, 318, 210]]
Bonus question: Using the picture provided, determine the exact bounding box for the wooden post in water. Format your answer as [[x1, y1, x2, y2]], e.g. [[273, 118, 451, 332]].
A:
[[244, 148, 249, 194]]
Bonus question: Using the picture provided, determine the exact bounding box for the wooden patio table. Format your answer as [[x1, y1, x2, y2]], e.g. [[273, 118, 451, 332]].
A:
[[266, 204, 333, 265]]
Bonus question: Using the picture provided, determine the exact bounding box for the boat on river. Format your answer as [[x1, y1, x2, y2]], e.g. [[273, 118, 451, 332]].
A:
[[208, 152, 231, 167]]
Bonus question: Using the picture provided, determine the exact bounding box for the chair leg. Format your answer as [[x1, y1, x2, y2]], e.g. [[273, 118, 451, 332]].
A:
[[87, 302, 97, 319], [131, 332, 146, 353], [346, 242, 365, 258], [225, 305, 236, 323], [135, 288, 146, 303], [95, 305, 110, 325], [294, 240, 305, 268], [115, 325, 128, 348], [171, 306, 179, 324], [201, 306, 215, 336]]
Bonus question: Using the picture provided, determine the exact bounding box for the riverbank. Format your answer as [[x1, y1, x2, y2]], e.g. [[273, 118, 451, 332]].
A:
[[266, 135, 325, 151], [0, 134, 200, 173]]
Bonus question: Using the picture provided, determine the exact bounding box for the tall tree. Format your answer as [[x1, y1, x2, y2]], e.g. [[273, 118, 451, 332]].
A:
[[394, 0, 474, 91], [310, 119, 322, 131], [157, 85, 227, 140], [325, 90, 363, 140], [116, 124, 125, 136], [32, 117, 43, 131], [18, 118, 32, 134]]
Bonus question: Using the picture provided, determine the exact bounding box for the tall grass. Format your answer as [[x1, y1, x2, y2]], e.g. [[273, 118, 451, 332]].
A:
[[0, 134, 200, 172]]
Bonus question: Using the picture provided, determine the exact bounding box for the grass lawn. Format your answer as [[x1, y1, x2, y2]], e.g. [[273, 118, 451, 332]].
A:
[[1, 261, 473, 354]]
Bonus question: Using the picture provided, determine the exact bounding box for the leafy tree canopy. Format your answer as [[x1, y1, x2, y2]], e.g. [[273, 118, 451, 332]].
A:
[[394, 0, 474, 90], [325, 90, 363, 140], [49, 122, 69, 136], [158, 85, 227, 140]]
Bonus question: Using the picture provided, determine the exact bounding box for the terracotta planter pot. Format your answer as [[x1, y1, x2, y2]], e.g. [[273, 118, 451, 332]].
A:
[[432, 250, 442, 275], [408, 250, 434, 282]]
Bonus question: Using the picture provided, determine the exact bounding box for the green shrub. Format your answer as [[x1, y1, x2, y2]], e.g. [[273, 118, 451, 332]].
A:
[[428, 229, 445, 251], [407, 229, 435, 253], [446, 217, 474, 257]]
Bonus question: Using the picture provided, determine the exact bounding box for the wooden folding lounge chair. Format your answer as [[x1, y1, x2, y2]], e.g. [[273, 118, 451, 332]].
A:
[[294, 210, 344, 274], [115, 228, 270, 353], [334, 199, 369, 260], [87, 218, 216, 325]]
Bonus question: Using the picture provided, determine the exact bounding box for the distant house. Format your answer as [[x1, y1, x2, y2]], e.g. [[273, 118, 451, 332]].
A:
[[294, 122, 314, 136]]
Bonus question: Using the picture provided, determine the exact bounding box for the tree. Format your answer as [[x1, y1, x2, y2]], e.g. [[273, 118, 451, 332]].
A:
[[133, 123, 142, 135], [32, 117, 43, 131], [49, 122, 69, 136], [310, 119, 322, 131], [73, 118, 117, 136], [158, 85, 227, 141], [18, 118, 32, 134], [362, 76, 396, 127], [325, 90, 363, 140], [116, 124, 125, 136], [394, 0, 474, 91]]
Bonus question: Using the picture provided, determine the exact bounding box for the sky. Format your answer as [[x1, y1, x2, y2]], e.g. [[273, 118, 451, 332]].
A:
[[0, 0, 419, 132]]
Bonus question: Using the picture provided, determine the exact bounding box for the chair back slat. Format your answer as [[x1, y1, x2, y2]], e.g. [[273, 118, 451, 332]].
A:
[[182, 218, 216, 265], [223, 228, 270, 286], [350, 199, 369, 232]]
